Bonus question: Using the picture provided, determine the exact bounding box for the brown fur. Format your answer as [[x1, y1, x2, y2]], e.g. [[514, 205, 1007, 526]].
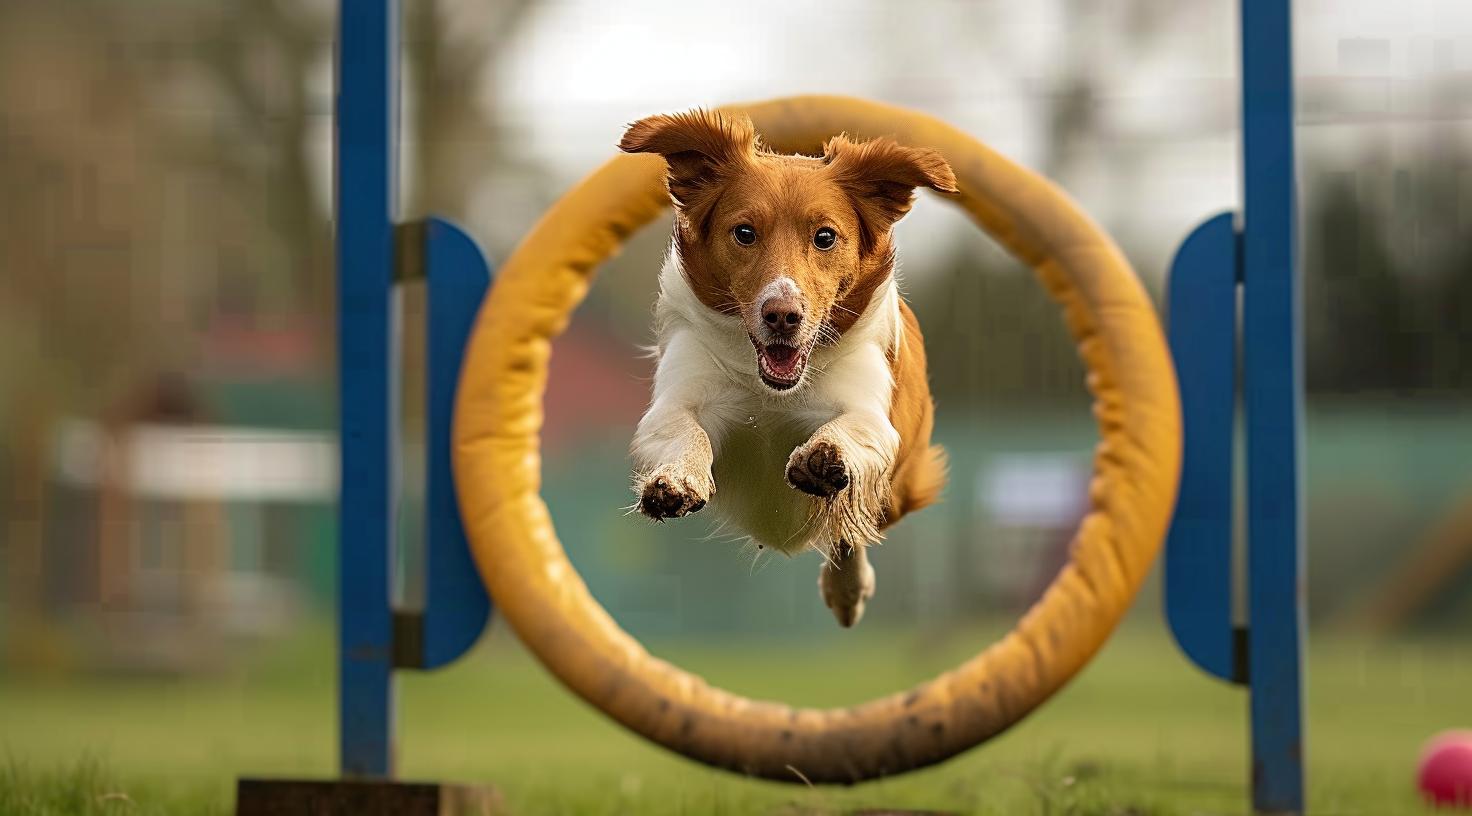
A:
[[885, 301, 947, 523]]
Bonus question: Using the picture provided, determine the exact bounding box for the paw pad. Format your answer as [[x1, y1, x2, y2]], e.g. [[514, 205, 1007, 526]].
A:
[[787, 441, 850, 498], [638, 476, 707, 520]]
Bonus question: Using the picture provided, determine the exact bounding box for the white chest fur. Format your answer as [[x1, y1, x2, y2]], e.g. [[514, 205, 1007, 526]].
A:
[[631, 248, 902, 555]]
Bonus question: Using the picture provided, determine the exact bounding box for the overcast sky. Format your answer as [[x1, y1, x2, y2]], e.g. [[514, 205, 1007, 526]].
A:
[[385, 0, 1472, 283]]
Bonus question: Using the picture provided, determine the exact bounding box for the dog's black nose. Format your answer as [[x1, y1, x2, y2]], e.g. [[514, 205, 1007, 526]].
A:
[[761, 296, 804, 335]]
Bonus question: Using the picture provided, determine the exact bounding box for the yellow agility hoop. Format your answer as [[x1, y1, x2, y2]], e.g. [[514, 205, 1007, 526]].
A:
[[453, 95, 1181, 783]]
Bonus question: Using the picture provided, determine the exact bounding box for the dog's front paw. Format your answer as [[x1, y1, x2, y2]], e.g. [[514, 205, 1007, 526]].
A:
[[635, 467, 712, 521], [786, 439, 850, 498]]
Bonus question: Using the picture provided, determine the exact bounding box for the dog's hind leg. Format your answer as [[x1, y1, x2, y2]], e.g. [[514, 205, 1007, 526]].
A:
[[818, 540, 875, 628]]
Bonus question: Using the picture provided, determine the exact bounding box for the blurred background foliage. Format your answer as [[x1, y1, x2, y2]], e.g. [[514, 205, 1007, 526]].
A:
[[0, 0, 1468, 677]]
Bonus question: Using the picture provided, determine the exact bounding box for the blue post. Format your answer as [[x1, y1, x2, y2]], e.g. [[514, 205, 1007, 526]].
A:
[[335, 0, 493, 779], [1165, 0, 1302, 812], [337, 0, 399, 779], [1241, 0, 1304, 810]]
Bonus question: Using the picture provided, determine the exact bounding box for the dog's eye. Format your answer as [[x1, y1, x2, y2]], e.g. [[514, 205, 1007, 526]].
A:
[[813, 227, 837, 251], [732, 224, 757, 246]]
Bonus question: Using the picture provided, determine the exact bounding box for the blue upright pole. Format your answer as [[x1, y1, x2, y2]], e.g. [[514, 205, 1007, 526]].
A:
[[336, 0, 399, 778], [1164, 1, 1303, 811], [243, 1, 490, 804], [1241, 0, 1305, 811], [334, 0, 492, 777]]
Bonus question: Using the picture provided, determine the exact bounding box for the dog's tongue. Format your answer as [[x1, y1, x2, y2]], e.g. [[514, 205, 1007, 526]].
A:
[[762, 344, 801, 376]]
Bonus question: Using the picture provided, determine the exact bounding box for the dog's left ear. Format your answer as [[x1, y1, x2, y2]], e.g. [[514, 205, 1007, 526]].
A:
[[824, 135, 958, 249], [620, 109, 756, 212]]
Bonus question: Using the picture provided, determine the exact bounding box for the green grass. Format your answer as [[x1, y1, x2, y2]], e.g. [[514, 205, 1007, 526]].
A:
[[1, 613, 1469, 814]]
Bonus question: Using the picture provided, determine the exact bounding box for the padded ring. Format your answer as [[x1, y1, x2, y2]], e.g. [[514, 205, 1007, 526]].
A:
[[453, 95, 1181, 783]]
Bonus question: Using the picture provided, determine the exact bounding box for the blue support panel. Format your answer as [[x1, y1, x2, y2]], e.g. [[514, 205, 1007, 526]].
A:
[[1164, 211, 1242, 686], [421, 218, 493, 669], [1241, 0, 1305, 811], [336, 0, 399, 778]]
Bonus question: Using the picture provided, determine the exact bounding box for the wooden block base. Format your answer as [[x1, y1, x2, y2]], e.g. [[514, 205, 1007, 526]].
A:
[[236, 778, 504, 816]]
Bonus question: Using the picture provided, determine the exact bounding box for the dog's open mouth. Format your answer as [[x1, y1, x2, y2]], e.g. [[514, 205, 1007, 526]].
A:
[[753, 339, 810, 391]]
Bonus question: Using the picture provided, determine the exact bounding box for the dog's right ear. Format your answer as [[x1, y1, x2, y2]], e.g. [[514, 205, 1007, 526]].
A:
[[619, 109, 755, 209], [823, 135, 958, 251]]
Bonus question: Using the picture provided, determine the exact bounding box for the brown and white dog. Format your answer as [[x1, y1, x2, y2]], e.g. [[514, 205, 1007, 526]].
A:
[[620, 109, 954, 627]]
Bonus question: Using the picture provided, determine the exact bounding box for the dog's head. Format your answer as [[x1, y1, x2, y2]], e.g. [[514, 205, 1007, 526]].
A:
[[620, 109, 957, 392]]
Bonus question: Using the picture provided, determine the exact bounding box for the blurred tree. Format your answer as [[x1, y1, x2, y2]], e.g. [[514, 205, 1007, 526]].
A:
[[188, 2, 334, 336], [398, 0, 535, 436], [0, 1, 347, 639], [911, 248, 1088, 413], [905, 0, 1192, 413], [0, 3, 200, 641], [402, 0, 534, 222], [1303, 138, 1472, 397], [0, 0, 542, 640], [1304, 171, 1419, 394]]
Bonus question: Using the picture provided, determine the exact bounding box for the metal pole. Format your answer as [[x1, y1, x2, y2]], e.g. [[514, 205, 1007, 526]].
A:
[[336, 0, 400, 779], [1241, 0, 1305, 811]]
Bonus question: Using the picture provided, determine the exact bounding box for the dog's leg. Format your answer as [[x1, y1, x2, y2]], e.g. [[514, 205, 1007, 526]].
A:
[[631, 331, 723, 521], [793, 414, 891, 627], [818, 540, 875, 628], [786, 411, 897, 547], [632, 408, 714, 520]]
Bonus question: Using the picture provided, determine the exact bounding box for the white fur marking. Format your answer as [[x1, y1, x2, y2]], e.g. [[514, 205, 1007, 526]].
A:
[[757, 276, 800, 306], [631, 245, 901, 555]]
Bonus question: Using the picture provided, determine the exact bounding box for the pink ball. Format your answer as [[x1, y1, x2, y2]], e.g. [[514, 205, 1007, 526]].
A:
[[1420, 731, 1472, 807]]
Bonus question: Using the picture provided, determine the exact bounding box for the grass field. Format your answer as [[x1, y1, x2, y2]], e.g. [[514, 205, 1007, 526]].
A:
[[2, 612, 1469, 815]]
